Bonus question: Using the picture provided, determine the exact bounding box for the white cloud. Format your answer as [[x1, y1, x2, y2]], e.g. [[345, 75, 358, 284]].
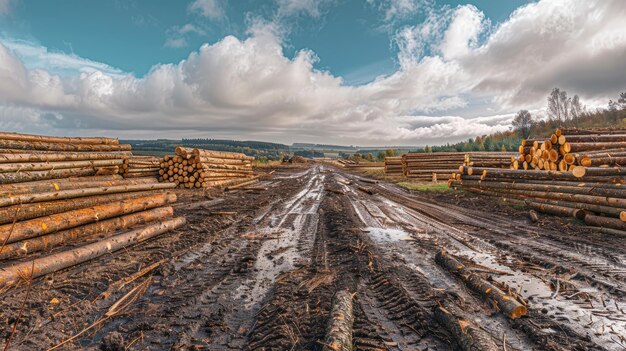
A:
[[0, 0, 625, 145], [369, 0, 430, 22], [275, 0, 330, 18], [164, 24, 206, 49], [188, 0, 225, 20], [1, 39, 124, 77]]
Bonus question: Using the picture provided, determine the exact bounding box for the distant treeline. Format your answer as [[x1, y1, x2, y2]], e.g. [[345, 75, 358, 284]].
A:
[[182, 138, 288, 150]]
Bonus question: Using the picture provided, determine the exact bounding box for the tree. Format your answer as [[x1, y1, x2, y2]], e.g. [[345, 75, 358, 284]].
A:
[[385, 149, 395, 157], [547, 88, 571, 122], [512, 110, 534, 138], [501, 145, 507, 152], [618, 92, 626, 110], [377, 151, 386, 161], [570, 94, 583, 120]]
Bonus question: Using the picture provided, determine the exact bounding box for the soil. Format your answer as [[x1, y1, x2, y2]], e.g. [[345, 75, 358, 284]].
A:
[[1, 164, 626, 350]]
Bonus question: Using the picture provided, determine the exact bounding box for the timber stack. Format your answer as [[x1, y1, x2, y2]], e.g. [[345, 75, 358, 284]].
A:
[[514, 127, 626, 171], [344, 161, 384, 170], [404, 152, 512, 182], [0, 131, 184, 289], [159, 147, 257, 189], [383, 156, 403, 176], [450, 127, 626, 235], [122, 155, 161, 178]]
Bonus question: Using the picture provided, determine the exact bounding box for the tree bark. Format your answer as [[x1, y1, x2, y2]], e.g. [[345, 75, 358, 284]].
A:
[[0, 206, 173, 260], [0, 139, 131, 152], [0, 131, 119, 145], [435, 250, 527, 319], [0, 167, 96, 184], [0, 182, 176, 208], [322, 290, 354, 351], [0, 217, 185, 288], [0, 193, 177, 244]]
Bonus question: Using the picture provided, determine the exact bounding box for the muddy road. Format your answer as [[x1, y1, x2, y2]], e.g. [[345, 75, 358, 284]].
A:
[[2, 164, 626, 350]]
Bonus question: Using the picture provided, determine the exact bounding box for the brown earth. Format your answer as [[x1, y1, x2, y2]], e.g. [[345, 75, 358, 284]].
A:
[[1, 164, 626, 350]]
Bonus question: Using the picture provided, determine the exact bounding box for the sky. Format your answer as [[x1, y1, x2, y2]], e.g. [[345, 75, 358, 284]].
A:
[[0, 0, 625, 146]]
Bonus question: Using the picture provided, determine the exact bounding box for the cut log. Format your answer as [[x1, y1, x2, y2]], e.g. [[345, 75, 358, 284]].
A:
[[322, 290, 354, 351], [0, 152, 128, 163], [0, 182, 176, 208], [0, 206, 173, 260], [0, 217, 186, 288], [0, 190, 161, 225], [433, 304, 498, 351], [583, 213, 626, 231], [0, 177, 156, 196], [0, 139, 131, 152], [0, 131, 119, 145], [0, 193, 177, 244], [0, 167, 96, 184], [435, 250, 526, 319]]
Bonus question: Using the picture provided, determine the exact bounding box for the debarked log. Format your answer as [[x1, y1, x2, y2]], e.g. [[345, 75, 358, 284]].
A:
[[0, 206, 174, 260], [435, 250, 527, 319], [0, 217, 186, 288], [0, 167, 96, 184], [0, 159, 124, 173], [0, 193, 177, 244], [0, 190, 161, 225], [0, 182, 176, 208], [0, 139, 131, 152], [0, 131, 119, 145], [0, 177, 156, 196]]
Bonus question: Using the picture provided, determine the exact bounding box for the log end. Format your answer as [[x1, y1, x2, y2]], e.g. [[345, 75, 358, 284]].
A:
[[571, 166, 586, 178]]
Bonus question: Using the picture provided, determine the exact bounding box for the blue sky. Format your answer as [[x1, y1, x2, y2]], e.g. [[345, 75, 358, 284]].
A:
[[0, 0, 625, 145], [2, 0, 529, 82]]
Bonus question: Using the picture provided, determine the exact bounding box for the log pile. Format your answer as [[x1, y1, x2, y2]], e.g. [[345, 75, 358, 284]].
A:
[[403, 152, 513, 182], [159, 147, 257, 189], [0, 131, 184, 289], [383, 156, 403, 176], [344, 161, 384, 170], [450, 128, 626, 233], [0, 131, 132, 182], [514, 127, 626, 171], [122, 155, 161, 178]]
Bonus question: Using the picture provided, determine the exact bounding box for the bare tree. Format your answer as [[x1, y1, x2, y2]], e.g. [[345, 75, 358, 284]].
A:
[[512, 110, 534, 138], [618, 92, 626, 110], [570, 94, 583, 120], [547, 88, 562, 121], [560, 89, 570, 121]]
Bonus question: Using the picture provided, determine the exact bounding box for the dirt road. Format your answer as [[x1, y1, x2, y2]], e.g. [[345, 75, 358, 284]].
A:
[[2, 164, 626, 350]]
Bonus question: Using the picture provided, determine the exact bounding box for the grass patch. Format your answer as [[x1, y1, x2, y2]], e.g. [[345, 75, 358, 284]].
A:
[[397, 182, 451, 192]]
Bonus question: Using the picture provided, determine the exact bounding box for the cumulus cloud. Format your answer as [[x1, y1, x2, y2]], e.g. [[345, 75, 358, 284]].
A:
[[188, 0, 225, 20], [0, 0, 625, 145]]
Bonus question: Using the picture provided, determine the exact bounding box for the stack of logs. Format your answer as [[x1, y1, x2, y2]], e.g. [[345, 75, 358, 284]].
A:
[[514, 127, 626, 171], [344, 161, 384, 170], [159, 147, 257, 189], [0, 131, 184, 289], [404, 152, 514, 182], [383, 156, 403, 176], [122, 156, 161, 178], [451, 127, 626, 234]]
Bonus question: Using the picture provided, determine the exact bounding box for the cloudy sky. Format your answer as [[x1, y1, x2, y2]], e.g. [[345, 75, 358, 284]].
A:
[[0, 0, 624, 146]]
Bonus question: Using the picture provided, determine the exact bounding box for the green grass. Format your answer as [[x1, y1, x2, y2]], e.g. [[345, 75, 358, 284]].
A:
[[396, 182, 451, 192]]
